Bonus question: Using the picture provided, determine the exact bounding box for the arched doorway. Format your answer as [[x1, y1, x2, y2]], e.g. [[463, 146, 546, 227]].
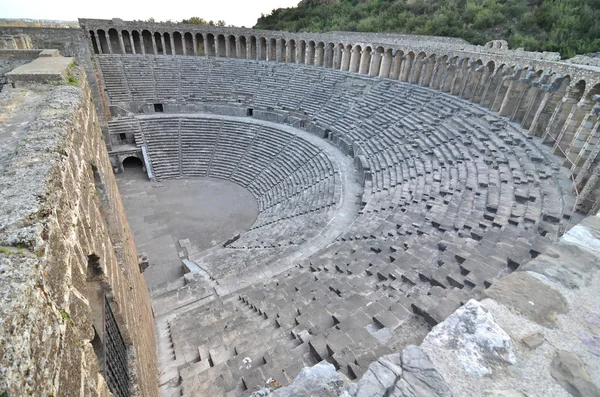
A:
[[122, 156, 144, 172]]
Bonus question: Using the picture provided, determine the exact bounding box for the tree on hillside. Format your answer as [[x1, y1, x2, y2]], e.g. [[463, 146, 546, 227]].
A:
[[254, 0, 600, 58]]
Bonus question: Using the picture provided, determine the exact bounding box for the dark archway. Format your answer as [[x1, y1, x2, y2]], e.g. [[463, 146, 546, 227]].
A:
[[123, 156, 144, 170]]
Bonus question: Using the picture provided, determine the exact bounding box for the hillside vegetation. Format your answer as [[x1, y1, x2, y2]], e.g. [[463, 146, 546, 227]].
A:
[[254, 0, 600, 58]]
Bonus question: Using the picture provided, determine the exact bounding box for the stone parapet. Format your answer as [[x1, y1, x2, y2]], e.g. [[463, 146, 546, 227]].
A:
[[0, 65, 158, 397]]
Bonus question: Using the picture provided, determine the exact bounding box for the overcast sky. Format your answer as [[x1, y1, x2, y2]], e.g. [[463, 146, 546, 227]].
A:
[[0, 0, 300, 28]]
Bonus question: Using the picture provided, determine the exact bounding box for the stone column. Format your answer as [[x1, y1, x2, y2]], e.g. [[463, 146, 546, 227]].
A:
[[541, 88, 580, 145], [567, 111, 598, 167], [118, 32, 126, 54], [181, 34, 187, 55], [170, 34, 176, 56], [390, 54, 403, 81], [341, 48, 350, 71], [400, 55, 412, 82], [315, 45, 324, 66], [553, 99, 593, 158], [140, 34, 146, 55], [421, 58, 435, 87], [151, 33, 158, 55], [105, 31, 113, 54], [225, 38, 232, 58], [349, 48, 360, 73], [333, 46, 342, 69], [159, 35, 166, 55], [192, 35, 198, 55], [92, 31, 102, 54], [368, 51, 380, 77], [379, 51, 392, 78], [129, 32, 136, 54]]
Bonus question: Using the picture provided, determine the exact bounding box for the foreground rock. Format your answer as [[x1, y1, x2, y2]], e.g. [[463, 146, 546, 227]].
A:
[[423, 299, 516, 376]]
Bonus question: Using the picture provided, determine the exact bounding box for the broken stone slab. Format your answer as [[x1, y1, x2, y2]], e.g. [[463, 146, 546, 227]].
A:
[[482, 272, 568, 327], [353, 346, 451, 397], [423, 299, 515, 376], [550, 350, 600, 397]]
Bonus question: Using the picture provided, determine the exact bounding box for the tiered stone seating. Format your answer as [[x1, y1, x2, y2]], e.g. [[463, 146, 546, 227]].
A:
[[99, 56, 584, 397]]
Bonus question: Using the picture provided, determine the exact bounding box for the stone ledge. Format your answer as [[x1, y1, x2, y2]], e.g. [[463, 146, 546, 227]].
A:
[[6, 55, 73, 86]]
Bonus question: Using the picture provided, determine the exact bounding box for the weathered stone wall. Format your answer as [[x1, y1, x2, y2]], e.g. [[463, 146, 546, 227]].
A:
[[0, 67, 157, 396]]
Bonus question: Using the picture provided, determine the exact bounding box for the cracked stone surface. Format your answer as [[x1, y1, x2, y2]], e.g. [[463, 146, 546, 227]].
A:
[[423, 300, 516, 376]]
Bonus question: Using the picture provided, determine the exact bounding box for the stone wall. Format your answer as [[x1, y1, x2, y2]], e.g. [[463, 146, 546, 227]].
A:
[[0, 66, 158, 396]]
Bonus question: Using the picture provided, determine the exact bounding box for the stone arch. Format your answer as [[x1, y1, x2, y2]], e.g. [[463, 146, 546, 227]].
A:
[[249, 36, 257, 60], [307, 41, 316, 66], [206, 33, 215, 56], [268, 38, 277, 61], [359, 46, 372, 75], [315, 42, 325, 67], [195, 33, 205, 55], [390, 50, 404, 80], [259, 37, 267, 60], [122, 156, 144, 171], [153, 32, 164, 54], [584, 82, 600, 102], [350, 45, 362, 73], [173, 32, 184, 55], [97, 29, 110, 54], [141, 30, 153, 55], [89, 30, 100, 54], [216, 34, 226, 57], [108, 28, 120, 54], [184, 32, 194, 55], [227, 35, 237, 58], [239, 36, 248, 59], [492, 65, 524, 112], [131, 30, 142, 54], [121, 30, 132, 54], [298, 40, 306, 64], [287, 39, 296, 63]]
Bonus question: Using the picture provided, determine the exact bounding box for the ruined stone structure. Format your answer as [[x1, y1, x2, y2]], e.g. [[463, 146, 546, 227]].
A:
[[0, 42, 158, 397], [1, 17, 600, 397]]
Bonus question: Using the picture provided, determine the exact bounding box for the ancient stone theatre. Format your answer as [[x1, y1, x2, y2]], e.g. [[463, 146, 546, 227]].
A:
[[0, 16, 599, 397]]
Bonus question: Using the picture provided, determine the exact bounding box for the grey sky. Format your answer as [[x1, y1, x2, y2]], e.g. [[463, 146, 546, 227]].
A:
[[0, 0, 300, 28]]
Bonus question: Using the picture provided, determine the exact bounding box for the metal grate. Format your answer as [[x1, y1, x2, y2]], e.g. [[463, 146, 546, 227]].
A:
[[104, 296, 130, 397]]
